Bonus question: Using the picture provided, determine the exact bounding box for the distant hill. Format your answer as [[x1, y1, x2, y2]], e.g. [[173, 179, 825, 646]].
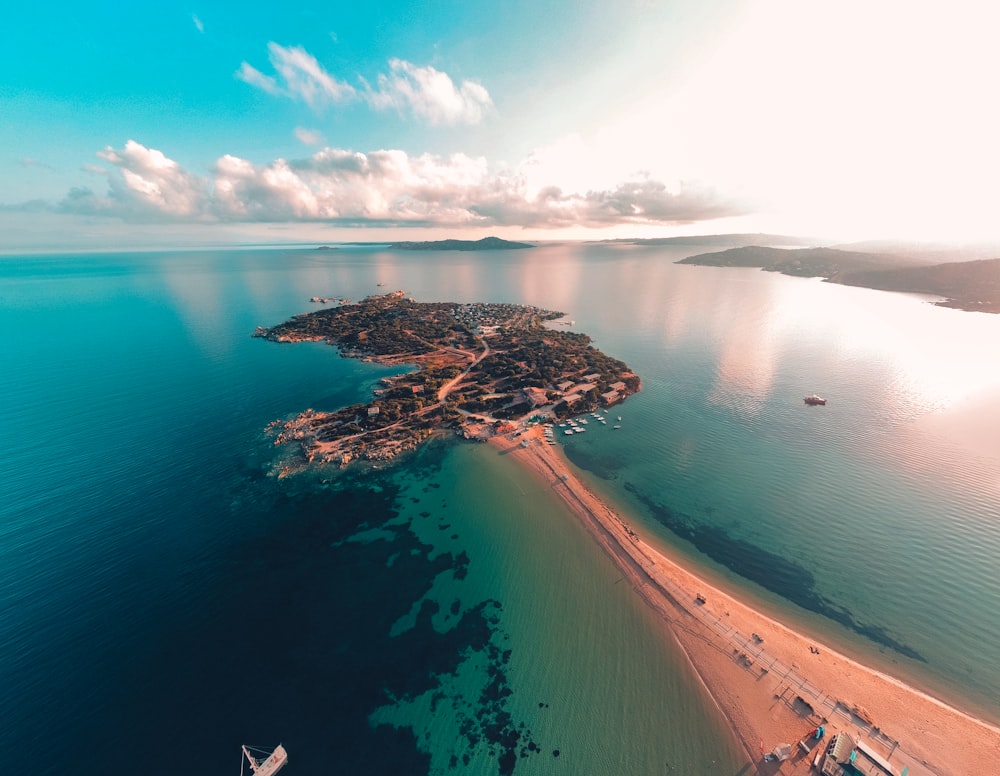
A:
[[608, 233, 814, 248], [678, 245, 1000, 313], [838, 258, 1000, 313], [390, 236, 534, 251], [832, 240, 1000, 263], [677, 245, 921, 278]]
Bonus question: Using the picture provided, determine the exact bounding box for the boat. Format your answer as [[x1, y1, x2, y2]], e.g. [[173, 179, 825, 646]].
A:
[[241, 744, 288, 776], [804, 395, 827, 406]]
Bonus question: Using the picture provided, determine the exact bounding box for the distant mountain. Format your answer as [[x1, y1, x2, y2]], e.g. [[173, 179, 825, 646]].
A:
[[677, 245, 921, 278], [390, 236, 534, 251], [610, 233, 814, 247], [837, 258, 1000, 313], [832, 240, 1000, 263], [678, 245, 1000, 313]]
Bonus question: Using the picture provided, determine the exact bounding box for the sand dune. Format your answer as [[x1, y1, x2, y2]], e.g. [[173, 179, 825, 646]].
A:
[[491, 429, 1000, 776]]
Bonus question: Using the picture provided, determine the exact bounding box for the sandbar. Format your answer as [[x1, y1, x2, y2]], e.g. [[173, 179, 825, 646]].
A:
[[491, 427, 1000, 775]]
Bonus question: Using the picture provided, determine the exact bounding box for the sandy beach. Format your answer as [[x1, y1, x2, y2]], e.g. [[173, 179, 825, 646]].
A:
[[491, 427, 1000, 776]]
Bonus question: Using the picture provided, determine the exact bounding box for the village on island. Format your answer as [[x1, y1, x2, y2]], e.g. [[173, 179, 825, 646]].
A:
[[254, 290, 639, 471]]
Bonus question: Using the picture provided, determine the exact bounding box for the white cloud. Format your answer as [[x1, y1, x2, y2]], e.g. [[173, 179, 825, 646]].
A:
[[294, 127, 323, 146], [59, 140, 743, 229], [237, 43, 355, 108], [63, 140, 208, 219], [268, 43, 356, 107], [192, 14, 204, 34], [235, 62, 281, 95], [237, 45, 492, 125], [365, 59, 494, 126]]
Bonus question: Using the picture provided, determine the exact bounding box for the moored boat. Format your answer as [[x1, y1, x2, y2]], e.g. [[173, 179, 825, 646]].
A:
[[241, 744, 288, 776]]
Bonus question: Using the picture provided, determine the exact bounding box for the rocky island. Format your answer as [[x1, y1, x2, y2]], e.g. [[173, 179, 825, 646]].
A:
[[253, 291, 639, 470], [389, 236, 534, 251]]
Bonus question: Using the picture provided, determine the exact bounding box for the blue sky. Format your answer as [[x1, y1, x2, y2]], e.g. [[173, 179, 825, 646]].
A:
[[4, 0, 1000, 249]]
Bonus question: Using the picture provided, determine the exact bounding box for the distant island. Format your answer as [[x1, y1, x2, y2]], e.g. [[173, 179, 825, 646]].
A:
[[254, 291, 638, 470], [390, 236, 534, 251], [679, 245, 1000, 313]]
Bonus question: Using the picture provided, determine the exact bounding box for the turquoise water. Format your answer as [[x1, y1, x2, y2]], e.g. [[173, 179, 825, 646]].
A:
[[2, 244, 998, 774]]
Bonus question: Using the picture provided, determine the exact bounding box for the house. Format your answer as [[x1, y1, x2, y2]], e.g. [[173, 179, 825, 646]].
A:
[[522, 387, 549, 406], [820, 733, 897, 776], [556, 380, 575, 392], [610, 381, 627, 392], [367, 406, 380, 417], [600, 389, 620, 404], [582, 372, 601, 382]]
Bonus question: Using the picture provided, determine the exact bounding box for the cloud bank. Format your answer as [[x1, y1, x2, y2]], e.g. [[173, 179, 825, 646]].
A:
[[58, 140, 744, 229], [237, 44, 493, 125]]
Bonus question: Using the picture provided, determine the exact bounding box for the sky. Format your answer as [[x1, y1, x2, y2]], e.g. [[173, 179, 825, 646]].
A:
[[3, 0, 1000, 250]]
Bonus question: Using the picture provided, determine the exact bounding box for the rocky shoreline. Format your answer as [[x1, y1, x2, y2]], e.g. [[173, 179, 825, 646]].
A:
[[255, 291, 639, 471]]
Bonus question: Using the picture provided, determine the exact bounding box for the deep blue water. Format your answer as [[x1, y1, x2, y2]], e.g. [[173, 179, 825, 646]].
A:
[[0, 251, 549, 774]]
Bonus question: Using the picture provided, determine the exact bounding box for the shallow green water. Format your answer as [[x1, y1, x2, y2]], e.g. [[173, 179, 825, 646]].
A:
[[374, 440, 746, 773]]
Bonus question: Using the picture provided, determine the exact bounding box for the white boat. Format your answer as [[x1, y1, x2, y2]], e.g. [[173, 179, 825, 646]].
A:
[[242, 744, 288, 776]]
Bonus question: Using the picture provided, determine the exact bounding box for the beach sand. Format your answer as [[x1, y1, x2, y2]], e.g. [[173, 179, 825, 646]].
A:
[[491, 428, 1000, 776]]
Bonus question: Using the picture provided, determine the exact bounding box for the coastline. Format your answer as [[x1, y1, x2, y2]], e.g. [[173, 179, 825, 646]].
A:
[[490, 428, 1000, 775]]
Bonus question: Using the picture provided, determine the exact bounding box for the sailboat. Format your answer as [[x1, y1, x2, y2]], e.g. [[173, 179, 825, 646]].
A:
[[241, 744, 288, 776]]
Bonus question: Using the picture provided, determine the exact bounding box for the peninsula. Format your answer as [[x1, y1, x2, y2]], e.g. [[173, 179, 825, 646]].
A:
[[679, 245, 1000, 313], [253, 291, 638, 469], [254, 291, 1000, 774]]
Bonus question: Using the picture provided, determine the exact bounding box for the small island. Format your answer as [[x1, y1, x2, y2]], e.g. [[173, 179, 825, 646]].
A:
[[679, 245, 1000, 313], [389, 236, 534, 251], [254, 291, 638, 469]]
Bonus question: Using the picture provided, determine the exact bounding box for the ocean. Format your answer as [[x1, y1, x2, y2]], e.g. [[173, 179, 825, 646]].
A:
[[2, 244, 998, 774]]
